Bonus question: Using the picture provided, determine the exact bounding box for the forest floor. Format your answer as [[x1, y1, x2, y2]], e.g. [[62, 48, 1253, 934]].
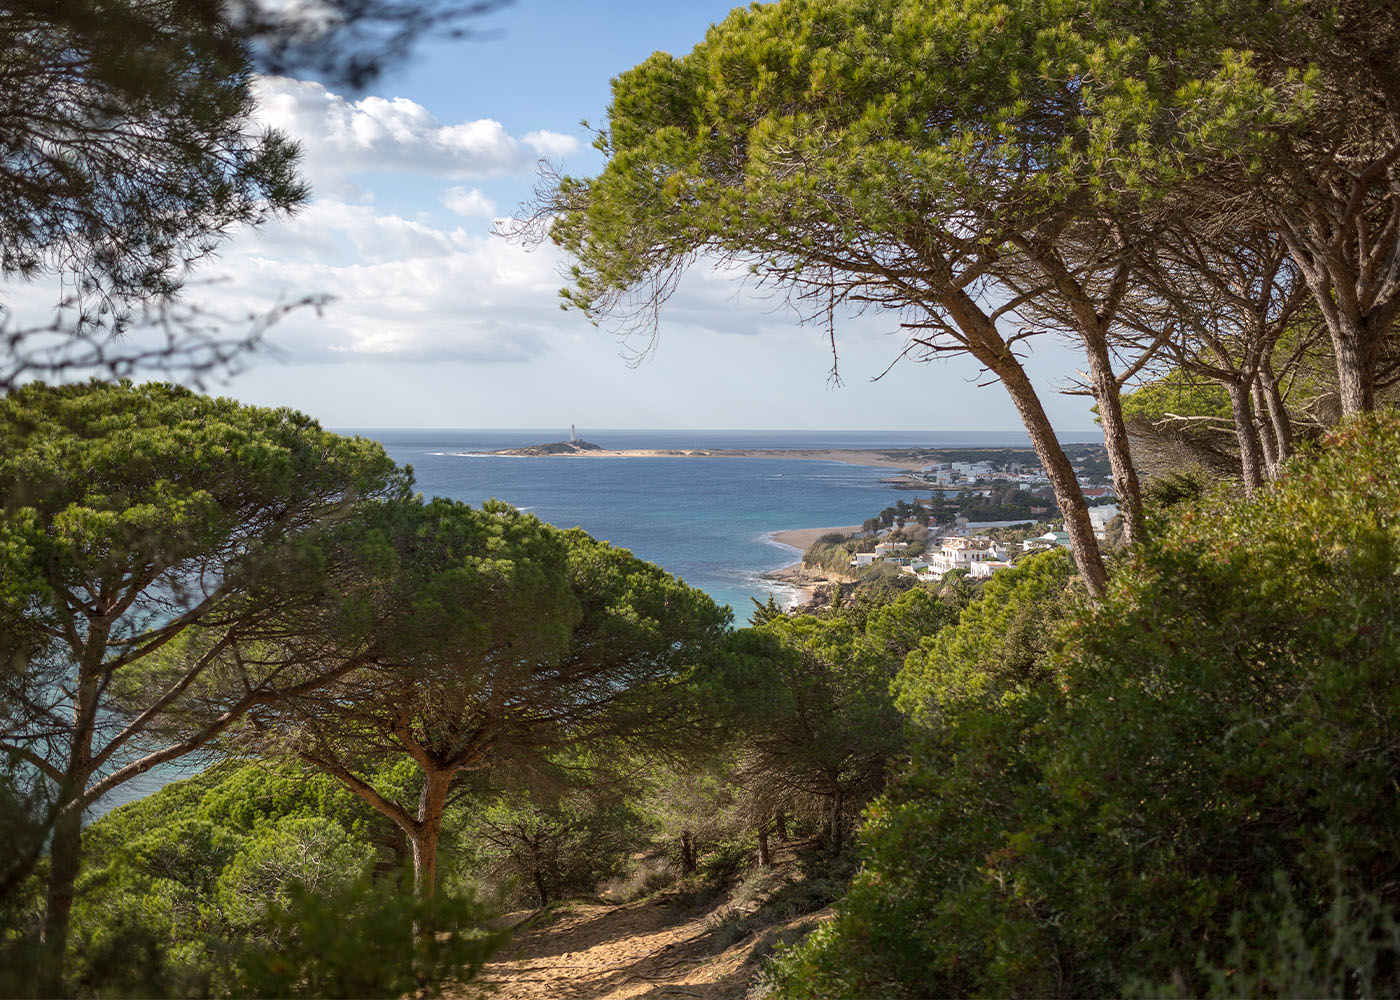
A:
[[462, 846, 835, 1000]]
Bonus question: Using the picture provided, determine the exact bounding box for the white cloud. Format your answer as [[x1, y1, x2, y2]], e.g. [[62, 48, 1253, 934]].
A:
[[521, 130, 581, 160], [253, 77, 581, 187], [441, 186, 497, 218], [189, 202, 570, 365]]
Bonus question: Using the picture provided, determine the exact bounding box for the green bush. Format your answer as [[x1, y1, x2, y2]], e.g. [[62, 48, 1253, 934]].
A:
[[65, 761, 455, 996], [234, 875, 501, 998], [769, 412, 1400, 997]]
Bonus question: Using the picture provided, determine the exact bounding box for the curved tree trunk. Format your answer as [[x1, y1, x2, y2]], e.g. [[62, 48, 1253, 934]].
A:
[[774, 811, 788, 842], [531, 869, 549, 908], [944, 289, 1109, 601], [756, 819, 771, 868], [1083, 334, 1147, 545]]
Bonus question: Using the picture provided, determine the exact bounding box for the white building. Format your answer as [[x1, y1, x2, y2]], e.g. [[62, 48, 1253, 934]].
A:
[[850, 552, 878, 568], [873, 540, 910, 557], [969, 559, 1014, 579], [923, 536, 1007, 576], [1088, 504, 1120, 541]]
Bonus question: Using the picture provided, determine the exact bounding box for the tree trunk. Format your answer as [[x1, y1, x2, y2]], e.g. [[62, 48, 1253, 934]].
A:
[[410, 772, 453, 900], [1250, 380, 1281, 480], [1329, 325, 1376, 416], [1225, 380, 1265, 494], [1257, 362, 1294, 468], [1083, 332, 1147, 545], [756, 820, 771, 868], [827, 790, 843, 852], [38, 638, 104, 998], [679, 830, 697, 874], [995, 363, 1108, 598], [531, 869, 549, 908], [945, 289, 1109, 601], [774, 811, 788, 841], [1280, 217, 1385, 418], [38, 800, 84, 997]]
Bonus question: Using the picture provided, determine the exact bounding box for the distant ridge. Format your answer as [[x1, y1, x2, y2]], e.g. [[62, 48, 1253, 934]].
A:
[[492, 440, 604, 456]]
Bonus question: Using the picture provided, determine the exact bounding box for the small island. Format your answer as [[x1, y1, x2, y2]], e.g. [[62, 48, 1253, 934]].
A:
[[492, 439, 605, 456]]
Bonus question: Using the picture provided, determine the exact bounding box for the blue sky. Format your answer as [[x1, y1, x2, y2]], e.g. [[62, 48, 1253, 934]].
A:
[[10, 1, 1100, 432]]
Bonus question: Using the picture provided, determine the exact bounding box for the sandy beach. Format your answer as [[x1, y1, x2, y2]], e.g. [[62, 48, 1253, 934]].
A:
[[761, 525, 864, 608], [769, 524, 864, 552]]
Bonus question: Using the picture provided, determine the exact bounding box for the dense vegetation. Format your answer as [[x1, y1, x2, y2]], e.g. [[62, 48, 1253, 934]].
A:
[[4, 0, 1400, 997], [769, 413, 1400, 997]]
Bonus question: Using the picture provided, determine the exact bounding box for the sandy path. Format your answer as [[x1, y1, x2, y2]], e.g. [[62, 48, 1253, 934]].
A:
[[467, 896, 793, 1000]]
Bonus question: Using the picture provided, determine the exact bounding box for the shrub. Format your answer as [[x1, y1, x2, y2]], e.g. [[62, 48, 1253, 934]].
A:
[[769, 412, 1400, 997]]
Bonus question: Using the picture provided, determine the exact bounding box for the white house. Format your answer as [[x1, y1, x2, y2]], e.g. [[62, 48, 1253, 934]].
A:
[[850, 552, 878, 568], [969, 559, 1014, 579], [873, 540, 910, 557], [923, 536, 1007, 576]]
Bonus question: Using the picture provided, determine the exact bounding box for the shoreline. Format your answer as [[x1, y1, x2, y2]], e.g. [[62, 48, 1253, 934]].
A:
[[761, 524, 865, 607], [480, 448, 920, 470]]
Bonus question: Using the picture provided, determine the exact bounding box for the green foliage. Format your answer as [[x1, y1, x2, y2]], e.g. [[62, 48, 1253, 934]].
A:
[[799, 534, 860, 575], [721, 584, 962, 849], [554, 0, 1288, 321], [0, 760, 48, 998], [1142, 465, 1216, 512], [770, 411, 1400, 997], [65, 762, 412, 996], [1121, 369, 1235, 423], [860, 587, 959, 665], [639, 762, 745, 876], [233, 876, 500, 999], [750, 594, 786, 626], [892, 549, 1076, 727], [216, 818, 375, 933], [0, 1, 304, 313], [462, 789, 644, 907], [1130, 874, 1400, 999]]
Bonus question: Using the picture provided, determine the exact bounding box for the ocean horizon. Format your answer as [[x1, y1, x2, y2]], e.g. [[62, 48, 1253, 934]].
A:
[[359, 428, 1103, 613]]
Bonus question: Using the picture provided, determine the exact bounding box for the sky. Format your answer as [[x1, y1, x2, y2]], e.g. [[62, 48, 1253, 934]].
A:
[[8, 0, 1100, 433]]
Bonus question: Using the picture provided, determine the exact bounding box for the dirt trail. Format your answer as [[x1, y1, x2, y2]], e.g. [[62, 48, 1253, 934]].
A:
[[466, 883, 828, 1000]]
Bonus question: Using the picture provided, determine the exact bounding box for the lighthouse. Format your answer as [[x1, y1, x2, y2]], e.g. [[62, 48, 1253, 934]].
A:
[[570, 424, 576, 442]]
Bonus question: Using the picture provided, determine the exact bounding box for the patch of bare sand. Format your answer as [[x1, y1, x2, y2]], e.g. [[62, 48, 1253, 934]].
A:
[[767, 525, 862, 553], [462, 864, 831, 999]]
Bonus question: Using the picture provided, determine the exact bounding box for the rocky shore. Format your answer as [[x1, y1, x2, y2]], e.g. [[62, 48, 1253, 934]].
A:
[[763, 524, 865, 607]]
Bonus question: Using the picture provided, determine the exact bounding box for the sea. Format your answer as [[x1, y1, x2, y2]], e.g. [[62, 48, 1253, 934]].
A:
[[364, 428, 1102, 614], [88, 427, 1100, 818]]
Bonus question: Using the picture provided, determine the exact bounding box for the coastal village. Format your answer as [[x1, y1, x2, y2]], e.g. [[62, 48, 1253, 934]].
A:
[[770, 448, 1120, 599]]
